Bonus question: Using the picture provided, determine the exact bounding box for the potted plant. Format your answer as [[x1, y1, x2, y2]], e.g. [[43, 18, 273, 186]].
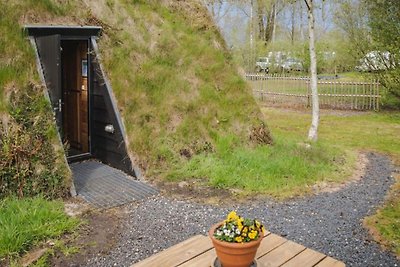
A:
[[209, 211, 265, 267]]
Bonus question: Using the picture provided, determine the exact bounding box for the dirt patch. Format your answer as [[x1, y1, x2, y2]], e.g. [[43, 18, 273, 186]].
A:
[[157, 179, 238, 205], [249, 123, 273, 145], [48, 204, 125, 266], [20, 248, 48, 267], [313, 152, 368, 194]]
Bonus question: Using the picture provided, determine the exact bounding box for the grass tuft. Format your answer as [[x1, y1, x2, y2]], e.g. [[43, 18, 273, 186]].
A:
[[0, 197, 79, 258]]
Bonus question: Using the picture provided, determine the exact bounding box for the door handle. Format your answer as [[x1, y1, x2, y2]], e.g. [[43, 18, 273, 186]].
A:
[[53, 99, 63, 112]]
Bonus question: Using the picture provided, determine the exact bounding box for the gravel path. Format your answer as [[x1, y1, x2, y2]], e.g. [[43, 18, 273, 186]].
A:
[[87, 153, 399, 267]]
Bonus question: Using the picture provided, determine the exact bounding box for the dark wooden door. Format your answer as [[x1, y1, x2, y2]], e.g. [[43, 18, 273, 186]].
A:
[[61, 40, 89, 155], [35, 35, 63, 130], [79, 42, 89, 153]]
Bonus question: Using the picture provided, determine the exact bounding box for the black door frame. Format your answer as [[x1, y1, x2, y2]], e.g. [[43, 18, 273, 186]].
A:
[[35, 34, 63, 129], [35, 35, 93, 161]]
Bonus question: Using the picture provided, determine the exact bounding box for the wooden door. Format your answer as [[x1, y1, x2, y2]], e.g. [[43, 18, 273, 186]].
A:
[[79, 42, 89, 153], [61, 40, 89, 155]]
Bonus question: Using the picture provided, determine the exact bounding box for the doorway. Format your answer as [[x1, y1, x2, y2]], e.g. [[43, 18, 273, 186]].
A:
[[61, 40, 90, 158], [27, 25, 137, 177]]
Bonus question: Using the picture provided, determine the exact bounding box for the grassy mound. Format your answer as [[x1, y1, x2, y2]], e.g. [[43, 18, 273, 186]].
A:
[[0, 0, 271, 197], [94, 1, 271, 173]]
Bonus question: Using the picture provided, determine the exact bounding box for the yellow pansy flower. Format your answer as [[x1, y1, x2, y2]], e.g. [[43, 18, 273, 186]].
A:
[[227, 211, 239, 222], [248, 230, 258, 240], [235, 236, 243, 243]]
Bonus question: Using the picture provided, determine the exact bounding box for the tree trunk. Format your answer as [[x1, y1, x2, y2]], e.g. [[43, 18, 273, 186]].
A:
[[299, 1, 304, 40], [271, 2, 277, 43], [257, 0, 265, 42], [305, 0, 319, 142], [291, 1, 295, 45], [250, 0, 255, 71]]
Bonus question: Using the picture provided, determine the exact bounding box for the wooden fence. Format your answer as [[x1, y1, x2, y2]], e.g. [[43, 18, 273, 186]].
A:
[[245, 73, 381, 110]]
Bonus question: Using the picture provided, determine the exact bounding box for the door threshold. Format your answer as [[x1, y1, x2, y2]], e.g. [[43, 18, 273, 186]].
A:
[[67, 153, 91, 163]]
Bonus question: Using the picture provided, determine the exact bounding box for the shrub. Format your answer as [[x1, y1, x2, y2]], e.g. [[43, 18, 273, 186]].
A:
[[0, 83, 70, 199]]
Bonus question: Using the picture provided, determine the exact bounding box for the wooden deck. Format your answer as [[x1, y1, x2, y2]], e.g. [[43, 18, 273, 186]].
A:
[[131, 232, 345, 267]]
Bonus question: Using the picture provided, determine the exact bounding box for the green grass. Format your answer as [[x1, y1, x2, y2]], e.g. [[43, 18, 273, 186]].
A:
[[0, 197, 79, 259], [167, 134, 354, 198], [168, 107, 399, 199], [262, 108, 400, 161]]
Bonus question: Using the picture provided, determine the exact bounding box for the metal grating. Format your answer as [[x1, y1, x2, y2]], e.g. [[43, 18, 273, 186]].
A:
[[71, 160, 158, 209]]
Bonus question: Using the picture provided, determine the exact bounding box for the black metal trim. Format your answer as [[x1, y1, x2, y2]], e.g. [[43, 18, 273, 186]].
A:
[[24, 25, 102, 37], [67, 153, 92, 163], [87, 40, 93, 156]]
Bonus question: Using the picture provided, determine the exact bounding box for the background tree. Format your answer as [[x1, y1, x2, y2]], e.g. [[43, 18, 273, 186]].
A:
[[304, 0, 319, 141], [257, 0, 278, 44], [365, 0, 400, 108], [335, 0, 400, 109]]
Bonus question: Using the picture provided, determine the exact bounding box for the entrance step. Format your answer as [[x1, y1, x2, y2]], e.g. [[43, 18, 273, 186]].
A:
[[71, 160, 158, 209]]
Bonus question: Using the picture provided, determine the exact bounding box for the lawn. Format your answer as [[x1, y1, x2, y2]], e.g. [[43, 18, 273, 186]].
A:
[[167, 134, 354, 199], [262, 108, 400, 162], [0, 197, 79, 262]]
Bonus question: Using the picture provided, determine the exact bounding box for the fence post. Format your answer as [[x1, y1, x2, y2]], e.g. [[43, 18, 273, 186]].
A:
[[261, 74, 264, 101], [355, 83, 358, 110], [307, 78, 311, 108], [377, 80, 380, 111]]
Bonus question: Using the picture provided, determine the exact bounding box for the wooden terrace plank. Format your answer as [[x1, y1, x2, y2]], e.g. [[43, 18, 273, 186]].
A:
[[258, 240, 306, 267], [256, 233, 287, 258], [178, 248, 217, 267], [131, 235, 212, 267], [315, 256, 346, 267], [280, 248, 327, 267]]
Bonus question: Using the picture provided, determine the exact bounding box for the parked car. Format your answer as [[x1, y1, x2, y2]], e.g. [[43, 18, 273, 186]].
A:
[[255, 57, 271, 73], [355, 51, 395, 72], [281, 58, 304, 72]]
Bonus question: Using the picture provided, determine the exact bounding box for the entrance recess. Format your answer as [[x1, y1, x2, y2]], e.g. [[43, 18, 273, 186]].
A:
[[26, 25, 137, 177]]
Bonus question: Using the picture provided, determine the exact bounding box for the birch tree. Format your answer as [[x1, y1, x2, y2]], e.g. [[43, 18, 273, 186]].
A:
[[304, 0, 319, 141]]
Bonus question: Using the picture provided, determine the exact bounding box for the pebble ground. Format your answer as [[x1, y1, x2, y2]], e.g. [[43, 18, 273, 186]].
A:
[[86, 153, 399, 267]]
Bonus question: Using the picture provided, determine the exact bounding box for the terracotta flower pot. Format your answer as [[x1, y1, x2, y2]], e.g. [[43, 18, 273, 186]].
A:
[[209, 222, 263, 267]]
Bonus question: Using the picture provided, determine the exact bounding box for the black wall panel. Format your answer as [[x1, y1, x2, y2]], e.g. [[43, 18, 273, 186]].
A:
[[90, 51, 136, 177]]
